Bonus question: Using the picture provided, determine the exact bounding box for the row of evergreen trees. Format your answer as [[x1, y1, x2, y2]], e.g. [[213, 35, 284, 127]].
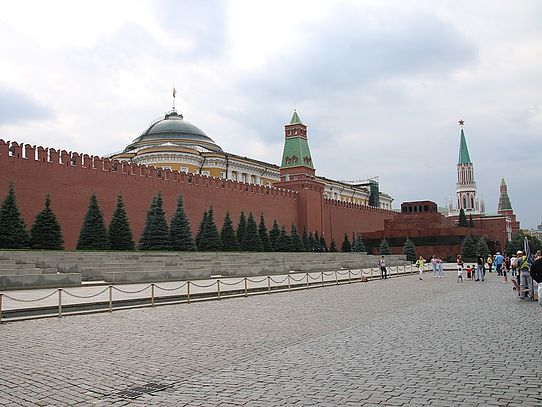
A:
[[458, 208, 476, 228], [0, 185, 419, 255]]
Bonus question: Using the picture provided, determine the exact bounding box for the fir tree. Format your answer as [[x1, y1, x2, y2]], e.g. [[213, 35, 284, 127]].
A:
[[275, 226, 293, 252], [379, 238, 391, 255], [170, 194, 196, 251], [351, 232, 356, 251], [291, 224, 305, 252], [108, 195, 134, 250], [77, 193, 110, 250], [308, 232, 316, 252], [30, 194, 63, 250], [329, 239, 338, 252], [461, 235, 476, 260], [402, 238, 417, 263], [258, 214, 272, 252], [341, 233, 352, 252], [241, 212, 263, 251], [269, 220, 280, 251], [458, 208, 468, 227], [139, 193, 171, 250], [314, 231, 322, 252], [476, 236, 490, 259], [302, 228, 310, 252], [236, 211, 247, 245], [220, 211, 239, 251], [468, 214, 475, 228], [0, 183, 29, 249], [353, 233, 366, 252], [198, 207, 222, 251], [319, 234, 327, 252], [195, 210, 208, 249]]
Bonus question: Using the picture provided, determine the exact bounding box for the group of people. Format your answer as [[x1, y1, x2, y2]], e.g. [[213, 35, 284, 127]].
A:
[[414, 255, 444, 280]]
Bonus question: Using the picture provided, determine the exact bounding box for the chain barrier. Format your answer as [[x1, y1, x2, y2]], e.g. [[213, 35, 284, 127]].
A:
[[217, 279, 244, 286], [190, 281, 218, 288], [112, 285, 152, 294], [154, 282, 188, 292], [0, 263, 417, 323], [63, 287, 109, 299], [269, 276, 288, 284], [2, 289, 59, 303], [246, 277, 268, 284]]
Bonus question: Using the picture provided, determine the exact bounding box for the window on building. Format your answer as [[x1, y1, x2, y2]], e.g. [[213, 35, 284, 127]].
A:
[[242, 173, 247, 183], [220, 172, 226, 179], [180, 167, 188, 173]]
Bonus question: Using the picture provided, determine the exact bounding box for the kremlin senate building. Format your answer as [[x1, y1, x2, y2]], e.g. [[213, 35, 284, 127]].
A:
[[0, 99, 519, 257]]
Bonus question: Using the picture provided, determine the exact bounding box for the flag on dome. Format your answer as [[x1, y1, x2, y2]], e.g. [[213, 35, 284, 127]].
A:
[[173, 87, 176, 98]]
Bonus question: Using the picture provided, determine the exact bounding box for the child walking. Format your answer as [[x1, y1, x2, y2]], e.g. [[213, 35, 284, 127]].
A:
[[416, 256, 425, 280], [457, 255, 464, 282]]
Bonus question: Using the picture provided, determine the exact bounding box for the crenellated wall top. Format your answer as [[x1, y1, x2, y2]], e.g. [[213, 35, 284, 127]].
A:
[[0, 139, 299, 200]]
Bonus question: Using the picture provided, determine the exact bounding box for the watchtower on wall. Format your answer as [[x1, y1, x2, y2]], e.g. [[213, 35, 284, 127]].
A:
[[275, 111, 325, 235]]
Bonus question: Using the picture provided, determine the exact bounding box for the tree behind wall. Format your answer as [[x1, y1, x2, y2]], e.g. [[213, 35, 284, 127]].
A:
[[195, 210, 208, 249], [379, 238, 391, 255], [319, 234, 328, 252], [170, 194, 196, 251], [329, 239, 338, 252], [402, 238, 417, 263], [341, 233, 352, 252], [468, 214, 475, 228], [258, 214, 272, 252], [302, 228, 310, 252], [77, 193, 110, 250], [458, 208, 468, 227], [461, 235, 476, 260], [275, 226, 293, 252], [0, 184, 29, 249], [308, 232, 316, 252], [241, 212, 263, 251], [220, 211, 239, 251], [30, 194, 63, 250], [291, 225, 305, 252], [139, 193, 172, 250], [352, 233, 366, 252], [269, 220, 280, 251], [476, 236, 490, 259], [236, 212, 247, 245], [199, 207, 222, 251], [108, 195, 134, 250]]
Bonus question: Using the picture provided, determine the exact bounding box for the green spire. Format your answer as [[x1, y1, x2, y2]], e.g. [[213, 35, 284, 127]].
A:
[[498, 178, 512, 211], [458, 128, 471, 164], [281, 137, 314, 169], [290, 110, 302, 125]]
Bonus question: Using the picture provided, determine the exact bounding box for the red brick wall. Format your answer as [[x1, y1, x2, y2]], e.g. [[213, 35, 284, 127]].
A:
[[322, 199, 396, 244], [0, 141, 299, 249]]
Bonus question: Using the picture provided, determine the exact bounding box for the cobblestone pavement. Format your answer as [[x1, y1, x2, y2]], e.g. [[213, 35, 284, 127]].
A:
[[1, 271, 541, 406]]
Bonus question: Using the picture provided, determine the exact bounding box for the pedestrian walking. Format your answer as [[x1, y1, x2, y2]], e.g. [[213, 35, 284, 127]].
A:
[[510, 254, 518, 278], [416, 256, 425, 280], [493, 252, 504, 277], [431, 255, 438, 277], [517, 250, 531, 299], [530, 250, 542, 306], [486, 255, 494, 273], [475, 254, 485, 281], [380, 256, 387, 279], [457, 255, 464, 282], [437, 258, 444, 278]]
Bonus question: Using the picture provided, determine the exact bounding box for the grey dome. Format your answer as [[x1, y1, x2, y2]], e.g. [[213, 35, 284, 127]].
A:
[[128, 111, 221, 150]]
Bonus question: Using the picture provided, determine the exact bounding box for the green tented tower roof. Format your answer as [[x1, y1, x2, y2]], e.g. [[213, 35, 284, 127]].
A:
[[498, 178, 512, 211], [290, 110, 302, 125], [281, 137, 314, 169], [458, 128, 471, 164]]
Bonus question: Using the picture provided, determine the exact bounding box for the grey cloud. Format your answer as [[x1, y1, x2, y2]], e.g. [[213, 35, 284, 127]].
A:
[[0, 85, 53, 125], [240, 6, 478, 102]]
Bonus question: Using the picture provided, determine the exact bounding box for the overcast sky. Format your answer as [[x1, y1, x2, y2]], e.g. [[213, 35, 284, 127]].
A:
[[1, 0, 541, 228]]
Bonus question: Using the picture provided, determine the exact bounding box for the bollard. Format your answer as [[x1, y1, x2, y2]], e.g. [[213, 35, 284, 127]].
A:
[[306, 273, 309, 288], [335, 270, 338, 285], [58, 289, 63, 318], [0, 293, 2, 324], [267, 276, 271, 294], [151, 284, 155, 307], [348, 269, 351, 284], [244, 277, 248, 297], [370, 268, 373, 279], [287, 274, 291, 291], [217, 280, 221, 300], [321, 272, 324, 287], [109, 286, 113, 312], [187, 281, 191, 304]]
